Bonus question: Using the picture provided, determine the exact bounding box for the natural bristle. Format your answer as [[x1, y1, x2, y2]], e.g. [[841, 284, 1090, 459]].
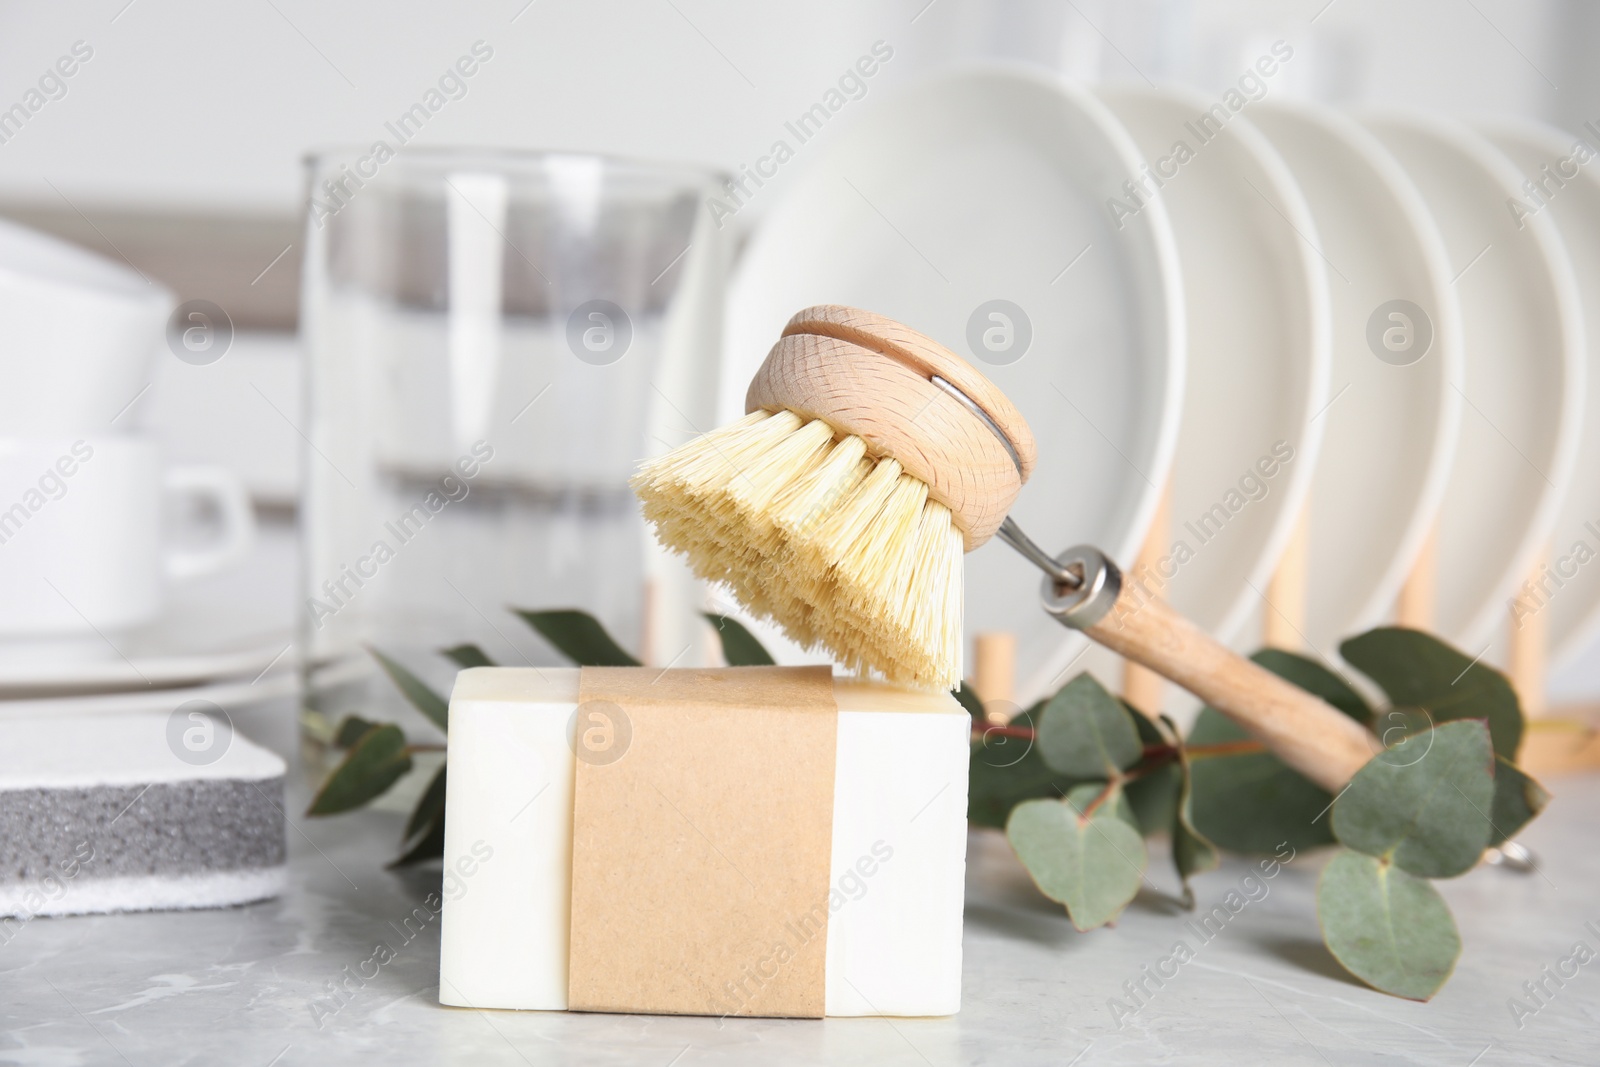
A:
[[632, 410, 964, 689]]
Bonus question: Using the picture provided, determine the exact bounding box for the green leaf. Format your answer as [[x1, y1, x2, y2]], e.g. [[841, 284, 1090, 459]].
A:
[[1331, 720, 1495, 878], [1172, 748, 1220, 897], [1341, 627, 1523, 759], [951, 681, 986, 723], [1317, 849, 1461, 1000], [1118, 709, 1188, 844], [404, 765, 447, 843], [701, 612, 775, 666], [1102, 783, 1143, 834], [333, 714, 379, 749], [1187, 709, 1338, 854], [1186, 648, 1371, 855], [369, 647, 449, 732], [514, 609, 640, 667], [441, 643, 496, 669], [1035, 673, 1143, 778], [1367, 706, 1436, 755], [968, 702, 1078, 828], [307, 724, 413, 816], [1127, 702, 1175, 746], [1252, 648, 1374, 726], [1124, 763, 1180, 837], [390, 812, 446, 868], [1488, 756, 1549, 847], [1006, 782, 1147, 931]]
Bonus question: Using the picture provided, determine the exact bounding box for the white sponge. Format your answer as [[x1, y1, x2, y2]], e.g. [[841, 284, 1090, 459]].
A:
[[0, 712, 288, 921]]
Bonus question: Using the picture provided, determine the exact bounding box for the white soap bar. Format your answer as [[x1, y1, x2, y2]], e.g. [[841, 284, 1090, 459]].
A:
[[438, 668, 969, 1017]]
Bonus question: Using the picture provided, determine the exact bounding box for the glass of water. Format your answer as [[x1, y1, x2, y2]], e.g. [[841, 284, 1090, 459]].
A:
[[298, 148, 728, 746]]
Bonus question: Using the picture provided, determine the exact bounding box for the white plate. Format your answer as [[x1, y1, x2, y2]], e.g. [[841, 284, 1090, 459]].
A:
[[0, 609, 292, 695], [1362, 113, 1586, 652], [1479, 118, 1600, 665], [721, 67, 1185, 702], [1250, 101, 1464, 654], [1096, 87, 1328, 644], [0, 669, 296, 720]]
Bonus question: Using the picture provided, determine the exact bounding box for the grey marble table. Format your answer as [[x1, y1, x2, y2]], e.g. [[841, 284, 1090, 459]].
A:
[[2, 719, 1594, 1067]]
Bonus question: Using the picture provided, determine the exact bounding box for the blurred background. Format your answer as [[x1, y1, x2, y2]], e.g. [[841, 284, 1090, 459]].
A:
[[5, 0, 1600, 758]]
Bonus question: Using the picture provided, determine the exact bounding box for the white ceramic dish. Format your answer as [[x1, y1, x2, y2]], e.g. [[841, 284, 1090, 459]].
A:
[[1250, 101, 1464, 654], [721, 67, 1185, 702], [1096, 87, 1328, 645], [0, 611, 291, 695], [1361, 113, 1586, 653], [1479, 118, 1600, 665], [0, 668, 295, 719]]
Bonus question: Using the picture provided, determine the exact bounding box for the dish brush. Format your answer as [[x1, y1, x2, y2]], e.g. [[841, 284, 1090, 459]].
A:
[[633, 305, 1379, 792]]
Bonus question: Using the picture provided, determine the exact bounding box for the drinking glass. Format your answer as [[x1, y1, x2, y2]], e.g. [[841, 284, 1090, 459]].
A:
[[298, 148, 728, 746]]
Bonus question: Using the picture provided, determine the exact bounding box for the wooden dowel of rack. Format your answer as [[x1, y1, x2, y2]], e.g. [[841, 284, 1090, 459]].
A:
[[1263, 506, 1309, 650], [1508, 547, 1548, 718], [973, 632, 1017, 725], [1122, 483, 1170, 717], [1396, 524, 1438, 631]]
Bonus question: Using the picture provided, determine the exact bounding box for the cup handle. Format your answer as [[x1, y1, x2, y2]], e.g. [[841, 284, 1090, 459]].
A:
[[162, 465, 256, 581]]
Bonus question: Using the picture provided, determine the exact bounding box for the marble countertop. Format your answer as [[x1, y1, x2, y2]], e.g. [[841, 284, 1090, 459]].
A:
[[2, 709, 1594, 1067]]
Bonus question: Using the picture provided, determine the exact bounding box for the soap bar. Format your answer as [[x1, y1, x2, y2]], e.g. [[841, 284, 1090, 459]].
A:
[[438, 668, 969, 1017]]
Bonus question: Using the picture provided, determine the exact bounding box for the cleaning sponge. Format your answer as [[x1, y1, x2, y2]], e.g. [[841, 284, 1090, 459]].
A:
[[0, 712, 288, 920]]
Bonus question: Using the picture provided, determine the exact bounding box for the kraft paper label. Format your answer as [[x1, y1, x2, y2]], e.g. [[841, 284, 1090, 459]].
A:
[[567, 666, 839, 1018]]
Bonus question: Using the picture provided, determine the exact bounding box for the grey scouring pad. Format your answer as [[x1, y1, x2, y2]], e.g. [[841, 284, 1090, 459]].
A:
[[0, 712, 288, 920]]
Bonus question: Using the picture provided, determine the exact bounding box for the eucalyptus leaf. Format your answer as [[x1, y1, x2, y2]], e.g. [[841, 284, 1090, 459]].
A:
[[1488, 756, 1549, 847], [441, 643, 496, 669], [1127, 702, 1171, 745], [701, 612, 776, 666], [1251, 648, 1374, 726], [1186, 648, 1370, 855], [1121, 709, 1194, 843], [1317, 849, 1461, 1001], [307, 724, 413, 816], [1331, 720, 1495, 878], [514, 609, 640, 667], [404, 765, 447, 843], [968, 702, 1076, 828], [390, 812, 446, 868], [1172, 748, 1220, 896], [1103, 783, 1143, 834], [333, 714, 379, 749], [952, 681, 986, 723], [1006, 782, 1147, 931], [1124, 763, 1180, 837], [369, 648, 449, 732], [1036, 673, 1142, 778], [1188, 710, 1336, 854], [1341, 627, 1522, 759], [1367, 706, 1436, 757]]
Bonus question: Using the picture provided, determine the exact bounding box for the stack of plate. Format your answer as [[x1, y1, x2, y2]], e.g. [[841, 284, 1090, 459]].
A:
[[0, 607, 295, 722], [719, 66, 1599, 713]]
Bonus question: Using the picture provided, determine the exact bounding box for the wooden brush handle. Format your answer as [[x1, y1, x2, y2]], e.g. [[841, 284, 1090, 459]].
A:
[[1080, 577, 1380, 792]]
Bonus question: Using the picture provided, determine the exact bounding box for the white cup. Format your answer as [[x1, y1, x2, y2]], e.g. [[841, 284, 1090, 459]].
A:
[[0, 437, 254, 636], [0, 218, 172, 433]]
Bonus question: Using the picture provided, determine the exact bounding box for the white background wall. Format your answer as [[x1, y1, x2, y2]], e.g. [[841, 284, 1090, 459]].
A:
[[0, 0, 1577, 216], [4, 0, 1597, 694]]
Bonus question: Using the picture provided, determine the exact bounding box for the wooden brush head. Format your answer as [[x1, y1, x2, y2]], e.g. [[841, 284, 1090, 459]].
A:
[[745, 305, 1037, 550]]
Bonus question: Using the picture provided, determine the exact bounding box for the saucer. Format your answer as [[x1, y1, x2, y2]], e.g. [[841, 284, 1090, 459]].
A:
[[0, 606, 293, 696]]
